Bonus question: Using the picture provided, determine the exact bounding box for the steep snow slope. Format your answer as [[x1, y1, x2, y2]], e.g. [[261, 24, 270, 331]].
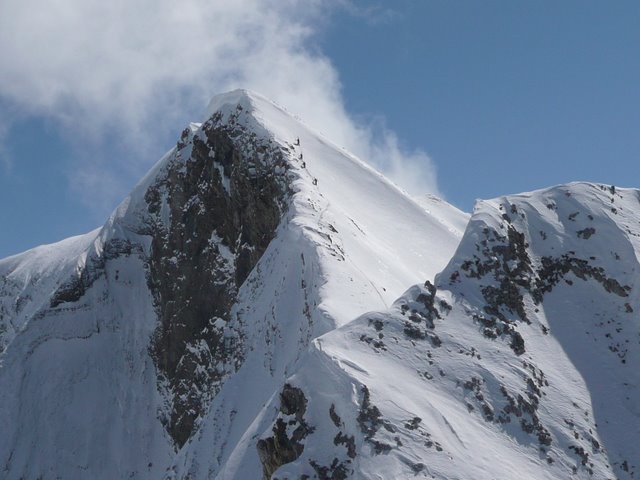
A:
[[203, 90, 464, 324], [0, 90, 466, 479], [239, 182, 639, 479], [414, 193, 469, 239], [0, 230, 100, 355]]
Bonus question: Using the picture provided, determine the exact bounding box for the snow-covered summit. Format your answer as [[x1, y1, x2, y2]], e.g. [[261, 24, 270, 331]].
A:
[[0, 90, 467, 479], [206, 88, 261, 118], [1, 87, 637, 479]]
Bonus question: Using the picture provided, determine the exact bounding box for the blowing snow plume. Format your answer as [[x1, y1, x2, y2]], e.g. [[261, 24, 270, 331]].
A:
[[0, 0, 440, 211]]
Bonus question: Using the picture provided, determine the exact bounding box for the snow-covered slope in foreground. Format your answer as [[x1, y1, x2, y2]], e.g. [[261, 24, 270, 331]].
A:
[[0, 90, 467, 479], [247, 182, 639, 479]]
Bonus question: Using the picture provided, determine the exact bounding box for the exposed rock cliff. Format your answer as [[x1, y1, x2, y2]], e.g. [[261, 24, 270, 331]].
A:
[[145, 105, 290, 447]]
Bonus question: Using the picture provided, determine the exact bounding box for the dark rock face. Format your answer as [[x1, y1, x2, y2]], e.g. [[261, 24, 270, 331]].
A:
[[534, 254, 629, 301], [309, 458, 350, 480], [357, 385, 394, 455], [301, 404, 356, 479], [461, 225, 533, 326], [451, 219, 629, 355], [145, 107, 291, 448], [256, 393, 358, 479], [1, 106, 292, 451], [257, 384, 313, 479], [395, 281, 448, 348]]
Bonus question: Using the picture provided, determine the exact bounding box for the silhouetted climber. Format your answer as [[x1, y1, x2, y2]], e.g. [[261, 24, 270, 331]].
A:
[[295, 137, 300, 146]]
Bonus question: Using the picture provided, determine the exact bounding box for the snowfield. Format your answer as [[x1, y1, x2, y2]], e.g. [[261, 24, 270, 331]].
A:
[[0, 91, 637, 479]]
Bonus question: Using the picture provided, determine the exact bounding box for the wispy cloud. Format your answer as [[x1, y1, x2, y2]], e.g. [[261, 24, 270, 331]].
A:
[[0, 0, 439, 212], [335, 0, 399, 25], [0, 111, 14, 173]]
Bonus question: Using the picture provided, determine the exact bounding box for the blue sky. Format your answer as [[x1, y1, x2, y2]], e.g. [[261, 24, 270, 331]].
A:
[[1, 1, 639, 258], [322, 1, 640, 203]]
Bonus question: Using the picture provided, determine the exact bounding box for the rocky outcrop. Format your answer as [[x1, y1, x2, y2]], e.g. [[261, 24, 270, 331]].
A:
[[49, 239, 139, 308], [257, 384, 313, 479], [448, 213, 630, 356], [145, 106, 291, 447]]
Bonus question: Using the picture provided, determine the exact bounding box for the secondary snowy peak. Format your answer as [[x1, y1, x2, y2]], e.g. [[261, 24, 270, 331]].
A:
[[0, 90, 466, 480], [435, 182, 639, 477], [237, 182, 639, 479]]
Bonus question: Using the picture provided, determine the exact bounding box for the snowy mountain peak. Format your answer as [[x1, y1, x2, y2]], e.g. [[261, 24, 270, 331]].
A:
[[0, 91, 468, 479], [0, 83, 640, 480], [1, 87, 637, 479], [206, 88, 263, 118]]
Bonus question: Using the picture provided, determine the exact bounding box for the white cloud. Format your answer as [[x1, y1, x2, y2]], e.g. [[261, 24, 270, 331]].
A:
[[0, 143, 9, 174], [334, 0, 398, 25], [0, 110, 15, 173], [0, 0, 440, 210]]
